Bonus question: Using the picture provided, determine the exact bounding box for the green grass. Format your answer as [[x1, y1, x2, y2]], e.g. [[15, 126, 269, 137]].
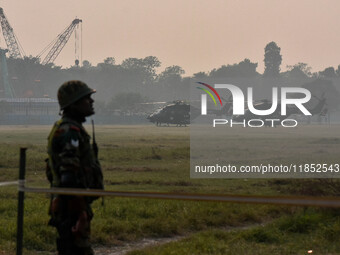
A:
[[0, 125, 339, 254], [127, 208, 340, 255]]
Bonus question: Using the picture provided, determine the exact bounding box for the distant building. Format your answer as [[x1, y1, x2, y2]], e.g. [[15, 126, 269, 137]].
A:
[[0, 98, 59, 124]]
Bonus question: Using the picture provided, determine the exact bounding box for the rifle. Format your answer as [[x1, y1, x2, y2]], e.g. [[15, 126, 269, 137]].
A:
[[92, 119, 104, 206]]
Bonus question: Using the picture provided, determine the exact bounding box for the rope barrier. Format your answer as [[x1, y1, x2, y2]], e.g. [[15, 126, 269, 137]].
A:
[[2, 179, 340, 207], [0, 181, 18, 187], [2, 178, 340, 207], [19, 185, 340, 208]]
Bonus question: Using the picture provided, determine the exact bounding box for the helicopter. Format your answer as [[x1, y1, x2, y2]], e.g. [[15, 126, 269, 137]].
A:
[[147, 100, 200, 126]]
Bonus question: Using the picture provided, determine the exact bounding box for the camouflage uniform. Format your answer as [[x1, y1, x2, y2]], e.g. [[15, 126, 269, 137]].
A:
[[46, 81, 103, 255]]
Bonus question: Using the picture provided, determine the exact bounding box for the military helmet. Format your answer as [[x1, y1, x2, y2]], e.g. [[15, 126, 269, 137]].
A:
[[57, 80, 96, 110]]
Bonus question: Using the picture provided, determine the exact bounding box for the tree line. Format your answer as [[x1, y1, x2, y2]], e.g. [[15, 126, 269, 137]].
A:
[[2, 41, 340, 114]]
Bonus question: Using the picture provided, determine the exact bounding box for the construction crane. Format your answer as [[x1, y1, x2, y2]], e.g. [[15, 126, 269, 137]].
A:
[[0, 7, 22, 98], [0, 48, 15, 97], [38, 18, 82, 66], [0, 7, 25, 59]]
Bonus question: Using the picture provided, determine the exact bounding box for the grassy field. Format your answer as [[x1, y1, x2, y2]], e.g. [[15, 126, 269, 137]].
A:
[[0, 124, 340, 254]]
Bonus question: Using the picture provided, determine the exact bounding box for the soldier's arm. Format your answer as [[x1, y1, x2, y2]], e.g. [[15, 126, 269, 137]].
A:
[[52, 124, 82, 188]]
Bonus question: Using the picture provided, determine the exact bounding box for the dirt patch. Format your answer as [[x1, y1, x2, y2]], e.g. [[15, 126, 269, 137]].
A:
[[93, 223, 265, 255], [94, 236, 183, 255]]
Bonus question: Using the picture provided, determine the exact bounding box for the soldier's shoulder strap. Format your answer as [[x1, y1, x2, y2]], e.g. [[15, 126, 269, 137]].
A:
[[58, 117, 84, 131], [49, 117, 86, 138]]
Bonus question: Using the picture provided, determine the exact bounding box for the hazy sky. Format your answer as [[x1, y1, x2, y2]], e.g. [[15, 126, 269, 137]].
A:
[[0, 0, 339, 76]]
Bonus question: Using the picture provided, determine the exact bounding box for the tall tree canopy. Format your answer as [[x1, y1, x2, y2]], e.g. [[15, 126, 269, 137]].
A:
[[121, 56, 161, 84], [319, 67, 336, 78], [263, 41, 282, 77], [209, 58, 258, 78], [285, 62, 312, 78], [157, 65, 185, 86]]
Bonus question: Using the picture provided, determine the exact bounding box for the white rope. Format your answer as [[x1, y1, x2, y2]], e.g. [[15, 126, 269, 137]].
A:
[[0, 181, 18, 187], [2, 179, 340, 207], [19, 186, 340, 208]]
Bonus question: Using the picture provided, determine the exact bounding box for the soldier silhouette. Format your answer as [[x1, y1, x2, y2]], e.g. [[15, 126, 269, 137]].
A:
[[46, 80, 103, 255]]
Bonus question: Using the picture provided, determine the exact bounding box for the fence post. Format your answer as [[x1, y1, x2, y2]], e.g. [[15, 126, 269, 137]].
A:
[[16, 148, 27, 255]]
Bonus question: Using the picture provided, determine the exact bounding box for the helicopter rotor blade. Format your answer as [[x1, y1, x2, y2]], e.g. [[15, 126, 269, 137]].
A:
[[140, 102, 168, 105]]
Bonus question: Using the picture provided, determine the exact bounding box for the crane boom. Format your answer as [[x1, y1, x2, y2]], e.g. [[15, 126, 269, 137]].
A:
[[41, 18, 82, 65], [0, 8, 24, 59]]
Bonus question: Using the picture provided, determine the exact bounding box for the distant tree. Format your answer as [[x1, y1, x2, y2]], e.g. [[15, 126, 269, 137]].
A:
[[336, 65, 340, 76], [319, 67, 336, 78], [107, 92, 148, 114], [103, 57, 115, 65], [143, 56, 161, 74], [160, 65, 185, 77], [121, 56, 161, 84], [97, 57, 117, 71], [21, 55, 41, 65], [234, 58, 258, 77], [121, 58, 142, 71], [263, 41, 282, 77], [209, 58, 258, 78], [82, 60, 92, 68], [209, 66, 227, 78], [193, 72, 208, 79], [122, 56, 160, 72], [286, 63, 312, 78], [157, 65, 185, 86]]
